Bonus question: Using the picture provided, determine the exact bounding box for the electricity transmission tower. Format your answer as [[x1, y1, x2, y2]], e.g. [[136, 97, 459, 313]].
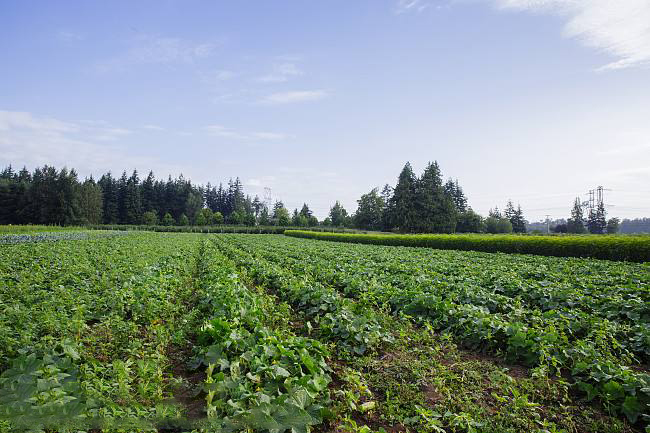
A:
[[583, 186, 611, 211], [264, 187, 273, 210]]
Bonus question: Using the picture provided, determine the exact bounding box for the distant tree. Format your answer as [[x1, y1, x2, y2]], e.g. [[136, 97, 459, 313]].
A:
[[567, 198, 586, 234], [307, 215, 319, 227], [244, 212, 256, 226], [78, 177, 103, 225], [587, 201, 606, 234], [322, 217, 332, 227], [185, 190, 204, 224], [212, 211, 224, 225], [329, 201, 348, 227], [488, 207, 502, 219], [276, 207, 290, 226], [252, 196, 263, 218], [486, 216, 512, 234], [553, 223, 568, 233], [299, 203, 313, 218], [505, 201, 526, 233], [291, 209, 301, 226], [196, 208, 213, 226], [178, 213, 189, 226], [258, 207, 270, 225], [414, 162, 456, 233], [162, 212, 175, 226], [387, 162, 417, 231], [456, 209, 485, 233], [607, 217, 620, 234], [354, 187, 385, 231], [229, 210, 245, 225], [142, 211, 158, 225], [444, 178, 467, 213]]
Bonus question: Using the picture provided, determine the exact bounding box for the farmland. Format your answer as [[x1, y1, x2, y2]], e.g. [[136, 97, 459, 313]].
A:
[[0, 231, 648, 432]]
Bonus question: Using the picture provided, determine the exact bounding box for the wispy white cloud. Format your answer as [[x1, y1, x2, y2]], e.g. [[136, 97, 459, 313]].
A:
[[260, 90, 329, 105], [396, 0, 434, 14], [0, 110, 170, 175], [0, 110, 79, 134], [95, 34, 219, 72], [203, 124, 289, 141], [493, 0, 650, 70], [597, 143, 650, 156], [142, 124, 165, 131], [257, 62, 303, 83], [57, 30, 84, 42], [214, 70, 236, 81]]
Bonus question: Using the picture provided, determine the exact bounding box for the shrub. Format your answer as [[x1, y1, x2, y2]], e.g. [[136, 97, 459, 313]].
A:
[[284, 230, 650, 262]]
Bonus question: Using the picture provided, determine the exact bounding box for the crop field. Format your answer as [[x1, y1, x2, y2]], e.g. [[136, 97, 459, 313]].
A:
[[0, 231, 648, 432]]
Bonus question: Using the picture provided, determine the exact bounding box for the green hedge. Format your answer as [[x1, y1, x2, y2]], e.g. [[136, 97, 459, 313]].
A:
[[284, 230, 650, 262]]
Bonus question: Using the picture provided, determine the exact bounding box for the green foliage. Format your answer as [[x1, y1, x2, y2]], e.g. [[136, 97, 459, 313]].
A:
[[142, 210, 158, 225], [608, 217, 621, 234], [284, 230, 650, 262], [485, 217, 513, 234], [161, 212, 175, 226], [568, 197, 587, 234], [212, 211, 224, 225], [355, 188, 386, 231], [251, 234, 650, 427], [455, 209, 485, 233]]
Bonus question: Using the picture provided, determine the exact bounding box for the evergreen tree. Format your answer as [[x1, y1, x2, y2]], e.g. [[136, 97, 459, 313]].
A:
[[567, 198, 586, 234], [178, 213, 189, 226], [511, 204, 527, 233], [504, 200, 526, 233], [78, 177, 103, 224], [607, 217, 620, 234], [123, 170, 142, 224], [259, 206, 270, 225], [354, 187, 385, 231], [299, 203, 313, 218], [252, 196, 263, 218], [98, 172, 119, 224], [162, 212, 175, 226], [587, 201, 607, 234], [444, 178, 467, 213], [414, 162, 456, 233], [329, 201, 348, 227], [141, 171, 156, 212], [387, 162, 417, 232]]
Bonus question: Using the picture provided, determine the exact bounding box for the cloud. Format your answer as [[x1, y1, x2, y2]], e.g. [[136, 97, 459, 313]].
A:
[[0, 110, 79, 134], [396, 0, 433, 13], [57, 30, 84, 42], [260, 90, 329, 104], [0, 110, 167, 176], [203, 125, 289, 141], [142, 124, 165, 131], [214, 70, 236, 81], [257, 62, 303, 83], [493, 0, 650, 70], [597, 143, 650, 156], [95, 34, 219, 72]]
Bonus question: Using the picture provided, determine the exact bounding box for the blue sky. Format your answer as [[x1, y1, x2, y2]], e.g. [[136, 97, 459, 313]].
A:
[[2, 0, 650, 221]]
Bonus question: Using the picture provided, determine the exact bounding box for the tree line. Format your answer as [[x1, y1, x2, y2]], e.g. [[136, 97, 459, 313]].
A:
[[1, 161, 528, 234], [0, 165, 308, 227], [326, 161, 527, 234]]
